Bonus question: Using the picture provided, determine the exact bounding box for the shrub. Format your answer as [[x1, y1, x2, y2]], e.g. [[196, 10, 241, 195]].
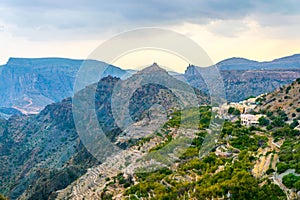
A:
[[286, 86, 291, 94], [228, 107, 235, 114], [290, 119, 299, 129], [282, 173, 300, 188], [271, 117, 285, 127], [266, 168, 275, 175], [258, 117, 269, 126], [266, 125, 273, 130], [266, 111, 273, 117], [276, 162, 289, 174]]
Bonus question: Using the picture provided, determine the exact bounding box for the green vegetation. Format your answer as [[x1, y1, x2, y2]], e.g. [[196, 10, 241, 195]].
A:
[[246, 95, 256, 100], [164, 106, 211, 130], [125, 149, 285, 199], [282, 173, 300, 190], [276, 162, 290, 174], [221, 121, 268, 151], [124, 117, 287, 199], [259, 116, 270, 126], [290, 119, 299, 129], [228, 106, 241, 115], [277, 139, 300, 174]]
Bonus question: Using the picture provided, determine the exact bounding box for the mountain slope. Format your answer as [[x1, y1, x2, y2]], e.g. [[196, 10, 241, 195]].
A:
[[56, 75, 300, 200], [0, 64, 208, 200], [255, 78, 300, 119], [0, 57, 129, 115], [184, 54, 300, 102]]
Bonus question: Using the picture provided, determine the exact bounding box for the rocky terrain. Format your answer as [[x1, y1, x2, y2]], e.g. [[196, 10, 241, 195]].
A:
[[255, 78, 300, 119], [183, 54, 300, 102], [1, 54, 300, 199], [52, 77, 300, 200], [0, 57, 129, 116], [0, 64, 209, 200], [1, 54, 300, 117]]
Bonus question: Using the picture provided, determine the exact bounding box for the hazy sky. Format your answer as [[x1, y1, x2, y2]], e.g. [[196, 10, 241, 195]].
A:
[[1, 0, 300, 71]]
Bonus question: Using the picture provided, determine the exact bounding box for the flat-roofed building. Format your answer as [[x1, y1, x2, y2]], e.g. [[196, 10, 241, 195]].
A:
[[241, 114, 265, 126]]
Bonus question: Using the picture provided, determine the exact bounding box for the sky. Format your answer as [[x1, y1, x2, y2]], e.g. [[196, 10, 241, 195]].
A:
[[1, 0, 300, 72]]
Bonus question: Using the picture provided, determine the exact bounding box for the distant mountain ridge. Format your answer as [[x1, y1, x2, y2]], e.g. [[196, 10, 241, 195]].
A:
[[1, 53, 300, 116], [184, 54, 300, 102], [216, 54, 300, 70], [0, 57, 130, 116]]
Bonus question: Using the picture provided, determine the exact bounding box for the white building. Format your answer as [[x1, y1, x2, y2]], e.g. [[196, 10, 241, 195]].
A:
[[241, 114, 265, 126]]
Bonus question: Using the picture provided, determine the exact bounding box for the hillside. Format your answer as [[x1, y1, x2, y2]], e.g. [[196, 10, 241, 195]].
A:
[[255, 78, 300, 119], [0, 64, 209, 200], [53, 78, 300, 199]]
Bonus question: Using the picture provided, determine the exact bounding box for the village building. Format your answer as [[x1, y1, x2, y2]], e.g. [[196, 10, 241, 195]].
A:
[[240, 114, 266, 126]]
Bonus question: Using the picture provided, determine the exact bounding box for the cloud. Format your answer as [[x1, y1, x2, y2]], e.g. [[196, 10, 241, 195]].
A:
[[0, 0, 299, 41], [1, 0, 300, 67]]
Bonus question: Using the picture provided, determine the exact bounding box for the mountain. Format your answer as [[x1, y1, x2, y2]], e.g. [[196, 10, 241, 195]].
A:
[[0, 57, 130, 116], [2, 54, 300, 116], [0, 64, 208, 199], [0, 108, 22, 119], [184, 54, 300, 102], [255, 78, 300, 119], [55, 74, 300, 200], [216, 57, 259, 70], [216, 54, 300, 70]]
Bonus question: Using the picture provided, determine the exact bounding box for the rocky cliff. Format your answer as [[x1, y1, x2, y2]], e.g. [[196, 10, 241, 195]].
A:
[[0, 58, 129, 115], [184, 54, 300, 102]]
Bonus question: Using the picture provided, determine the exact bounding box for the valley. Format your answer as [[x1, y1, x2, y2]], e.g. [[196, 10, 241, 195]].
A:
[[0, 60, 299, 200]]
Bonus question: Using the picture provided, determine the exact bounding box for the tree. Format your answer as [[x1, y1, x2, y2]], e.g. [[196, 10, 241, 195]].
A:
[[276, 162, 289, 174], [228, 107, 241, 115], [294, 180, 300, 190], [258, 117, 269, 126], [271, 117, 285, 127], [290, 119, 299, 129], [228, 107, 235, 114], [266, 168, 275, 175], [282, 173, 300, 188]]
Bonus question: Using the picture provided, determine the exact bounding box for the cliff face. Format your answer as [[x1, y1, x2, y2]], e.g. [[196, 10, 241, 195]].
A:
[[184, 54, 300, 102], [221, 69, 300, 102], [0, 58, 128, 115]]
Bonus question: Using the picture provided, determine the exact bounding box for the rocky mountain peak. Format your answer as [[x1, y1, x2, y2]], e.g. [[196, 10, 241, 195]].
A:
[[184, 64, 199, 76], [139, 62, 167, 74]]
